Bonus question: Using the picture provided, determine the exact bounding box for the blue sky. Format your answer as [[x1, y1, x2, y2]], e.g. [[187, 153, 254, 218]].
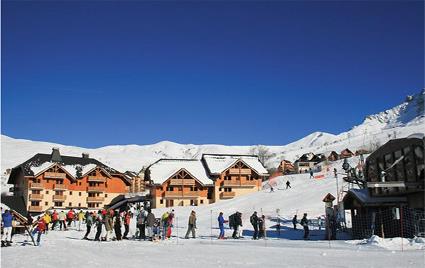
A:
[[2, 1, 424, 148]]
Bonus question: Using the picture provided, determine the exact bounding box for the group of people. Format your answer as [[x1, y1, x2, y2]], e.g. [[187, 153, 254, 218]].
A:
[[292, 213, 310, 239]]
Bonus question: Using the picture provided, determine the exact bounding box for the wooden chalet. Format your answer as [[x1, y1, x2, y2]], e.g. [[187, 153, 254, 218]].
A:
[[201, 154, 269, 202], [340, 148, 354, 159], [145, 159, 213, 208], [7, 148, 130, 214], [294, 153, 317, 173], [278, 160, 295, 174], [355, 149, 370, 156], [125, 171, 145, 193], [343, 137, 425, 239], [327, 151, 339, 162]]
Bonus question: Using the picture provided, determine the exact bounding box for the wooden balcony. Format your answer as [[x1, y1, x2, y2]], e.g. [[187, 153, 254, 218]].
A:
[[30, 183, 43, 189], [169, 179, 195, 186], [228, 168, 252, 175], [54, 184, 67, 190], [220, 192, 235, 199], [222, 180, 257, 187], [87, 186, 106, 192], [29, 194, 44, 200], [28, 206, 43, 212], [163, 191, 200, 199], [44, 172, 66, 179], [87, 196, 105, 203], [52, 195, 66, 201], [88, 176, 106, 183]]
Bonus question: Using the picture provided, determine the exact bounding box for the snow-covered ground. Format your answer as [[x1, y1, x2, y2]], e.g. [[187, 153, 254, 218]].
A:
[[2, 158, 424, 267]]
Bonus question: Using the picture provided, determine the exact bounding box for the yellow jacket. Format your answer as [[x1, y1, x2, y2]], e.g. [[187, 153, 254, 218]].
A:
[[44, 214, 51, 224]]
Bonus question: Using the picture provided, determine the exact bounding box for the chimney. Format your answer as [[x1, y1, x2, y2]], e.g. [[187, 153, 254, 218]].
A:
[[82, 153, 89, 159], [51, 147, 62, 162]]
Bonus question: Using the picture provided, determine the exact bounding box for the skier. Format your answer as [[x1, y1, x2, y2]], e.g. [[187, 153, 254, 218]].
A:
[[137, 206, 147, 240], [78, 210, 85, 231], [43, 212, 51, 234], [166, 209, 175, 239], [31, 216, 46, 246], [114, 211, 122, 241], [217, 212, 227, 239], [309, 168, 314, 179], [104, 209, 114, 241], [258, 215, 266, 239], [1, 210, 13, 247], [161, 211, 169, 240], [26, 212, 33, 231], [51, 210, 58, 230], [292, 215, 298, 230], [184, 211, 197, 239], [94, 211, 103, 241], [67, 209, 74, 227], [122, 211, 131, 239], [58, 211, 67, 231], [83, 212, 93, 240], [300, 213, 309, 240], [231, 212, 242, 239], [250, 211, 259, 240], [286, 180, 291, 189], [146, 209, 156, 241]]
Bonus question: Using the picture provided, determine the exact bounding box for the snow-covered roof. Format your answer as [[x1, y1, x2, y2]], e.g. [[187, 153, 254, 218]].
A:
[[30, 162, 55, 176], [148, 159, 213, 186], [202, 154, 269, 176]]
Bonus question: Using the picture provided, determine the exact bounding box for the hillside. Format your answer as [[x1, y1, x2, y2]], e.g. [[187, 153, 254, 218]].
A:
[[1, 90, 424, 192]]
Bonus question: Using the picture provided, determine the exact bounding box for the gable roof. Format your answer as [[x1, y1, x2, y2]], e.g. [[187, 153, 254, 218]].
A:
[[147, 159, 213, 186], [201, 154, 269, 176], [8, 151, 130, 185]]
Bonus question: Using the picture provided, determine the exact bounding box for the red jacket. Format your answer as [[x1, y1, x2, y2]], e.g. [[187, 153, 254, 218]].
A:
[[67, 211, 74, 219], [52, 212, 58, 221], [37, 219, 46, 232], [124, 213, 131, 225]]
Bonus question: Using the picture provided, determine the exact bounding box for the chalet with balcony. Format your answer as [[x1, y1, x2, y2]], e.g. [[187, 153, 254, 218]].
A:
[[294, 153, 318, 173], [278, 160, 295, 174], [343, 136, 424, 239], [145, 159, 213, 208], [125, 171, 145, 193], [201, 154, 269, 202], [327, 151, 339, 162], [7, 148, 130, 214]]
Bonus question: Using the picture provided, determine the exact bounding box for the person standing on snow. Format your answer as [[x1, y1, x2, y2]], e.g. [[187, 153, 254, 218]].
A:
[[217, 212, 227, 239], [31, 216, 46, 246], [1, 210, 13, 247], [83, 212, 93, 240], [66, 209, 74, 227], [309, 169, 314, 179], [231, 212, 243, 239], [146, 209, 156, 241], [78, 210, 85, 231], [161, 211, 169, 240], [286, 180, 291, 189], [292, 215, 298, 230], [114, 211, 122, 241], [51, 210, 58, 230], [137, 206, 147, 240], [43, 212, 51, 234], [58, 211, 67, 231], [166, 209, 175, 239], [184, 211, 197, 239], [122, 211, 131, 240], [104, 209, 114, 241], [300, 213, 309, 240], [250, 211, 259, 240], [94, 211, 103, 241], [258, 215, 266, 239]]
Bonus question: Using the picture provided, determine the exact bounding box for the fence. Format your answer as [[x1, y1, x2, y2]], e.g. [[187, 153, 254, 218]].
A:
[[348, 206, 425, 240]]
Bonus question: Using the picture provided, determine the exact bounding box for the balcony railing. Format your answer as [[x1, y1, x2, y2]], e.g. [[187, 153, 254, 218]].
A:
[[222, 180, 257, 187], [228, 168, 252, 175], [28, 206, 43, 212], [54, 184, 67, 190], [87, 176, 106, 183], [87, 186, 106, 192], [163, 192, 200, 198], [29, 194, 44, 200], [87, 196, 105, 203], [169, 179, 195, 186], [44, 172, 66, 179], [52, 195, 66, 201], [30, 183, 43, 189], [220, 192, 235, 199]]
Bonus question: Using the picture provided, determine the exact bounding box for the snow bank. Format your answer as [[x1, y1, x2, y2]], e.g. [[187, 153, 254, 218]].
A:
[[348, 235, 425, 251]]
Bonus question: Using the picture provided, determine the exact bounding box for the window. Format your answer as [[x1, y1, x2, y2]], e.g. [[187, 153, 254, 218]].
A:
[[54, 202, 63, 207], [96, 203, 99, 208], [32, 190, 41, 194], [46, 191, 49, 194], [219, 188, 222, 192], [105, 194, 108, 197], [200, 200, 204, 204], [79, 192, 82, 196], [31, 201, 40, 206], [78, 203, 81, 207], [69, 202, 72, 206], [79, 182, 82, 186], [69, 191, 73, 195], [88, 203, 95, 208], [160, 199, 163, 204], [224, 188, 232, 192], [166, 187, 174, 191], [45, 202, 48, 206]]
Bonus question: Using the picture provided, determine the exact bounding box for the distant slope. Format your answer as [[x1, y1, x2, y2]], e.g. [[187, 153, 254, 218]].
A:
[[1, 89, 424, 192]]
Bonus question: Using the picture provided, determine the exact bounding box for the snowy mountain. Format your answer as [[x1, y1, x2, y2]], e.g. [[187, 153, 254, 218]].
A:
[[1, 90, 424, 191]]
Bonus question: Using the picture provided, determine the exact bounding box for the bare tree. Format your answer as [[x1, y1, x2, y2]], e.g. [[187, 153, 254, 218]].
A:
[[250, 145, 275, 167]]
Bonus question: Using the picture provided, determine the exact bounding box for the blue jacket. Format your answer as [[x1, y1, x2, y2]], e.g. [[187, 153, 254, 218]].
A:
[[2, 212, 13, 228], [218, 215, 225, 227]]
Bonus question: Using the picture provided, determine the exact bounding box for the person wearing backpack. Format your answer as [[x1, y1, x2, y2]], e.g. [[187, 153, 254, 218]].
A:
[[250, 211, 259, 240]]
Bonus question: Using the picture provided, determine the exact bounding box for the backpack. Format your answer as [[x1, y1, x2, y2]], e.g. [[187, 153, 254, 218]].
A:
[[229, 214, 235, 228], [250, 215, 256, 225]]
